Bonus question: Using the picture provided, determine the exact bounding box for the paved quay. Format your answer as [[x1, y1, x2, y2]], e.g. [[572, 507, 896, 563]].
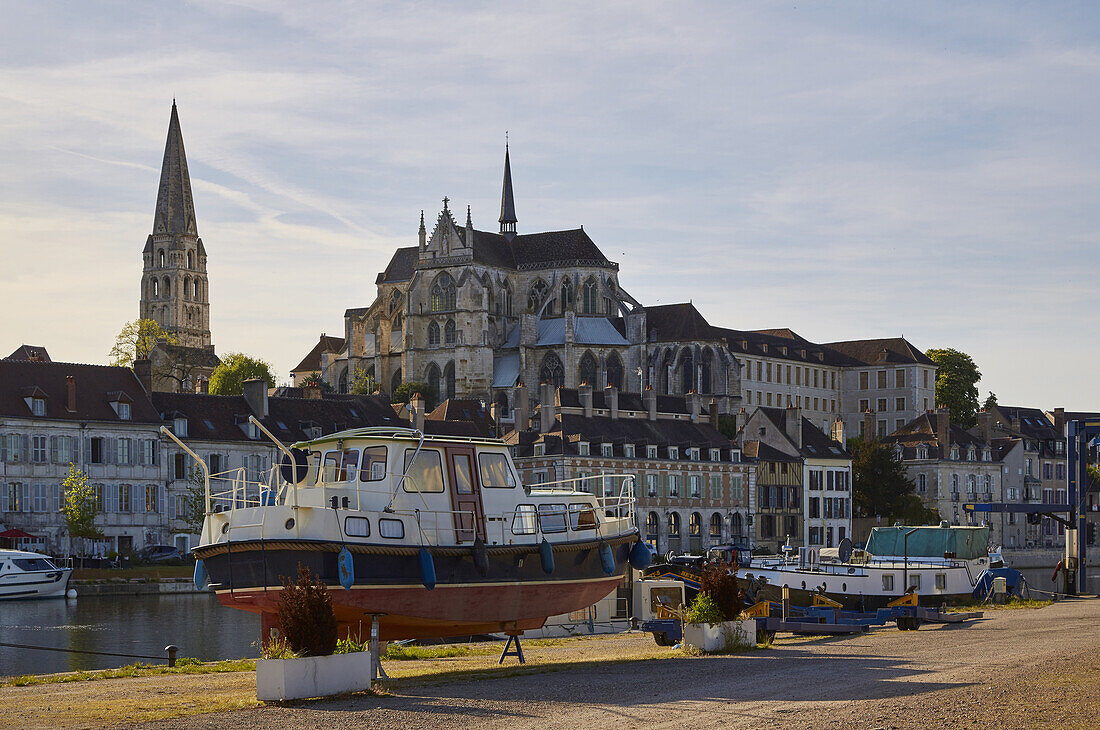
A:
[[156, 598, 1099, 730]]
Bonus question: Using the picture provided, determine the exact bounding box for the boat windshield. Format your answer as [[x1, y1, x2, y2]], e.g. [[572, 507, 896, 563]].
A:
[[865, 525, 989, 560], [12, 557, 56, 571]]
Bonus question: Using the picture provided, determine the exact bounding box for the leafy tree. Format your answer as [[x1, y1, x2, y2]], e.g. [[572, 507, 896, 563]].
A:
[[925, 348, 982, 428], [180, 465, 207, 535], [983, 391, 998, 411], [109, 319, 177, 367], [209, 352, 276, 395], [297, 371, 334, 393], [348, 368, 379, 395], [1088, 464, 1100, 490], [849, 437, 936, 523], [391, 381, 437, 408], [61, 465, 102, 555], [716, 414, 738, 441]]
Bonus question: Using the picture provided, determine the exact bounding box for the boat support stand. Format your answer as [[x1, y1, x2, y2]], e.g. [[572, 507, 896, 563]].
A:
[[370, 614, 389, 681], [499, 634, 525, 665]]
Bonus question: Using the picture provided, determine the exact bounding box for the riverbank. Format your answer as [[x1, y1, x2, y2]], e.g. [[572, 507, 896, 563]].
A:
[[71, 578, 210, 596], [1, 598, 1096, 729]]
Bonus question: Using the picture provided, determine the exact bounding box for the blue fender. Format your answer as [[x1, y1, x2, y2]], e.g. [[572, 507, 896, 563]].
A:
[[539, 539, 555, 575], [193, 558, 209, 592], [628, 541, 653, 570], [338, 547, 355, 590], [419, 547, 437, 590], [598, 541, 615, 576]]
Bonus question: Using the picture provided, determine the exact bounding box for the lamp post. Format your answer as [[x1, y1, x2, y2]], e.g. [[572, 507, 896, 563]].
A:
[[903, 527, 919, 594]]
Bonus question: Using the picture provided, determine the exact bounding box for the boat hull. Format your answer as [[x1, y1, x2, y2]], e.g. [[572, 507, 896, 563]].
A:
[[195, 537, 634, 641], [738, 576, 972, 611], [0, 568, 72, 600]]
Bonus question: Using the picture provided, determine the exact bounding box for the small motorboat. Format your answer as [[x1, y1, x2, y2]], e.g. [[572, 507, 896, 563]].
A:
[[0, 549, 73, 600]]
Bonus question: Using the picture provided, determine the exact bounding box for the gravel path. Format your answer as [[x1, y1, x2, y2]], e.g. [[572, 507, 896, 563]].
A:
[[150, 598, 1099, 730]]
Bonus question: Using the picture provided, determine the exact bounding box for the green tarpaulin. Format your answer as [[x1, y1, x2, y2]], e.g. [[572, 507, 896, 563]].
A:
[[865, 525, 989, 560]]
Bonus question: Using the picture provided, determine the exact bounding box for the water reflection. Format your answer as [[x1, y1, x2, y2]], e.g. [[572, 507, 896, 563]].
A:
[[0, 594, 258, 677]]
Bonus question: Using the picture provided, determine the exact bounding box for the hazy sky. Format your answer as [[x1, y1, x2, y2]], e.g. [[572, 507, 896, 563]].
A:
[[2, 2, 1098, 408]]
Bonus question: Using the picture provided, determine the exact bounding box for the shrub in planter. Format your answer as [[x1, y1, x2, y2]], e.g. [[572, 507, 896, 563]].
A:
[[696, 563, 744, 621], [277, 564, 337, 657]]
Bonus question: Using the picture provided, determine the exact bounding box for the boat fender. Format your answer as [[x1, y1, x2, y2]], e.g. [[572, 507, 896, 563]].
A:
[[598, 541, 615, 576], [419, 548, 437, 590], [539, 539, 555, 575], [472, 537, 489, 577], [193, 559, 209, 592], [338, 547, 355, 590], [628, 541, 653, 570]]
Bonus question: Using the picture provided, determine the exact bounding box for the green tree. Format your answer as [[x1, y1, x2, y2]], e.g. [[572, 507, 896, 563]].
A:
[[209, 352, 276, 395], [715, 414, 738, 441], [391, 381, 437, 408], [348, 368, 379, 395], [297, 371, 334, 393], [983, 391, 998, 411], [61, 465, 103, 555], [109, 319, 177, 367], [925, 348, 982, 428], [181, 465, 207, 535], [849, 437, 936, 523]]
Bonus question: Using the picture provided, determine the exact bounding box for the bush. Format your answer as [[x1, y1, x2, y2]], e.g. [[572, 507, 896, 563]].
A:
[[697, 563, 743, 621], [276, 564, 338, 657], [684, 592, 725, 625]]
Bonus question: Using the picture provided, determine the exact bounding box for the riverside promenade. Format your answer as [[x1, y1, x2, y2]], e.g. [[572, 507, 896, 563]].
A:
[[2, 598, 1097, 729]]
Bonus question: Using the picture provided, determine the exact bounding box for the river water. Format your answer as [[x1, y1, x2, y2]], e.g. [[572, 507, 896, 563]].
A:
[[0, 594, 258, 677]]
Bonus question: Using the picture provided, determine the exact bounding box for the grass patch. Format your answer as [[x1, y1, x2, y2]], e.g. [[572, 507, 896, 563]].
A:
[[383, 644, 496, 660], [946, 597, 1053, 612], [1, 658, 256, 687]]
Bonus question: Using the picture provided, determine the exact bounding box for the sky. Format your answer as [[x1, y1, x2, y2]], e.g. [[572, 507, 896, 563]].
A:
[[1, 1, 1099, 408]]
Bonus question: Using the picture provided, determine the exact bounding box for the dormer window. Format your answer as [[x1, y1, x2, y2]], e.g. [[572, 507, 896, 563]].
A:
[[624, 444, 636, 459], [688, 448, 699, 461], [601, 443, 613, 458], [32, 398, 46, 416], [173, 417, 188, 437], [709, 448, 720, 461], [967, 447, 976, 462], [21, 387, 48, 416], [982, 448, 991, 462], [730, 449, 741, 463], [668, 446, 679, 460], [894, 444, 904, 460], [916, 444, 929, 460], [108, 391, 133, 420], [646, 445, 657, 459], [533, 443, 545, 457], [578, 441, 590, 456], [950, 445, 959, 460]]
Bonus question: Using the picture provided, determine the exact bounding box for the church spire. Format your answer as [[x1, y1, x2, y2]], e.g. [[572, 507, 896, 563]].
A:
[[152, 101, 198, 236], [498, 141, 517, 240]]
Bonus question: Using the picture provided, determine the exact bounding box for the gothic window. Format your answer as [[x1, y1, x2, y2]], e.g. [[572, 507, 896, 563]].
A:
[[444, 361, 456, 401], [494, 391, 509, 418], [527, 279, 548, 314], [606, 352, 624, 389], [539, 352, 565, 389], [560, 277, 574, 311], [193, 279, 200, 300], [162, 277, 171, 297], [699, 349, 714, 394], [151, 279, 159, 297], [392, 313, 402, 329], [338, 369, 348, 393], [502, 282, 513, 317], [187, 251, 194, 269], [581, 277, 598, 314], [430, 273, 456, 312], [428, 321, 440, 346], [680, 349, 695, 393], [487, 286, 495, 314], [391, 369, 402, 394], [444, 319, 456, 345], [158, 250, 165, 268], [579, 351, 597, 386], [183, 276, 191, 300], [187, 309, 193, 324], [426, 363, 441, 399], [389, 288, 402, 314]]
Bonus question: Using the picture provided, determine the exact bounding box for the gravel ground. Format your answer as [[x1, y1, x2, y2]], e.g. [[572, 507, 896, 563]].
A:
[[147, 598, 1099, 730]]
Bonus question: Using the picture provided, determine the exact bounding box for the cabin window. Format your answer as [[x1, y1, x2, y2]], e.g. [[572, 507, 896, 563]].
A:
[[379, 518, 404, 539], [882, 574, 895, 592], [322, 450, 357, 482], [479, 452, 516, 488], [359, 446, 388, 481], [538, 503, 568, 533], [344, 516, 370, 537], [453, 454, 474, 494], [402, 449, 445, 493], [569, 502, 598, 530], [935, 573, 947, 590], [341, 450, 359, 481], [511, 504, 537, 534], [909, 573, 921, 592]]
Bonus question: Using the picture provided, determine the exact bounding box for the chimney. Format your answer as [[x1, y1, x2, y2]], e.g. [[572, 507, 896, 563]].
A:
[[785, 405, 802, 448], [709, 398, 720, 430], [410, 392, 425, 431], [977, 410, 993, 444], [606, 384, 619, 420], [304, 383, 322, 400], [1053, 407, 1066, 435], [863, 410, 876, 441], [644, 386, 657, 421], [540, 385, 557, 434], [579, 382, 593, 418], [513, 383, 529, 431], [830, 417, 845, 444], [243, 378, 269, 418], [935, 407, 951, 447], [66, 375, 77, 412], [735, 407, 747, 438], [687, 391, 701, 423], [133, 359, 152, 395]]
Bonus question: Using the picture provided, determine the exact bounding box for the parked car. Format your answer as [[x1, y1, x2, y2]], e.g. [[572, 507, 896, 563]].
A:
[[138, 545, 183, 563]]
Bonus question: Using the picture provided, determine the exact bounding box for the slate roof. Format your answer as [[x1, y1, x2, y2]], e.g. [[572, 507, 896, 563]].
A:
[[152, 103, 198, 237], [556, 387, 690, 415], [455, 228, 613, 270], [644, 303, 721, 342], [0, 360, 161, 423], [993, 405, 1058, 440], [508, 411, 732, 459], [741, 440, 801, 463], [754, 407, 849, 459], [5, 345, 51, 362], [881, 413, 993, 460], [154, 343, 220, 368], [376, 247, 419, 284], [292, 335, 346, 374], [823, 337, 936, 366], [717, 328, 858, 366], [427, 399, 497, 437]]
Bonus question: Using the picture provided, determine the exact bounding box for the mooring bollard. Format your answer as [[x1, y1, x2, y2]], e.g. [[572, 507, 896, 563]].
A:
[[164, 644, 178, 667]]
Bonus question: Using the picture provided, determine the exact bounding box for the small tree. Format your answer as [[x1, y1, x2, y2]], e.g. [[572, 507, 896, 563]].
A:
[[60, 465, 103, 556], [180, 465, 207, 535], [297, 371, 334, 392], [348, 368, 379, 395], [697, 563, 743, 621], [392, 381, 437, 408], [209, 352, 276, 395], [109, 319, 177, 367], [850, 437, 937, 524], [925, 348, 982, 428], [983, 391, 998, 411], [277, 564, 338, 657]]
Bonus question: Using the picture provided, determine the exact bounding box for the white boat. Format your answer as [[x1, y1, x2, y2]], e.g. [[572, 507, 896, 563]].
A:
[[0, 550, 74, 600]]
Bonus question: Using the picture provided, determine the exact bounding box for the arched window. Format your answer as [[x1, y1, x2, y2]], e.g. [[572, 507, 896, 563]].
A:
[[539, 352, 565, 389], [193, 279, 200, 300], [391, 369, 402, 394], [606, 352, 624, 389], [444, 361, 456, 401], [502, 283, 513, 317], [646, 512, 659, 542], [430, 273, 456, 312], [689, 512, 702, 536], [158, 250, 165, 268], [426, 363, 441, 400], [951, 474, 960, 491], [392, 313, 402, 330], [680, 349, 695, 393], [731, 512, 743, 541], [183, 276, 191, 300], [151, 279, 159, 297], [338, 369, 348, 394], [667, 512, 681, 538], [527, 279, 548, 314], [699, 349, 714, 394], [444, 319, 456, 345], [494, 391, 510, 418], [187, 250, 193, 269], [578, 351, 597, 386], [389, 288, 402, 314], [487, 286, 495, 314], [428, 321, 440, 346], [187, 309, 193, 324], [710, 512, 723, 539], [162, 277, 171, 297], [582, 277, 598, 314], [560, 277, 574, 312]]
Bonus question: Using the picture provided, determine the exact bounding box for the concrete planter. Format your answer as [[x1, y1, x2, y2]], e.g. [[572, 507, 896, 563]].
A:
[[683, 619, 757, 653], [256, 651, 373, 701]]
